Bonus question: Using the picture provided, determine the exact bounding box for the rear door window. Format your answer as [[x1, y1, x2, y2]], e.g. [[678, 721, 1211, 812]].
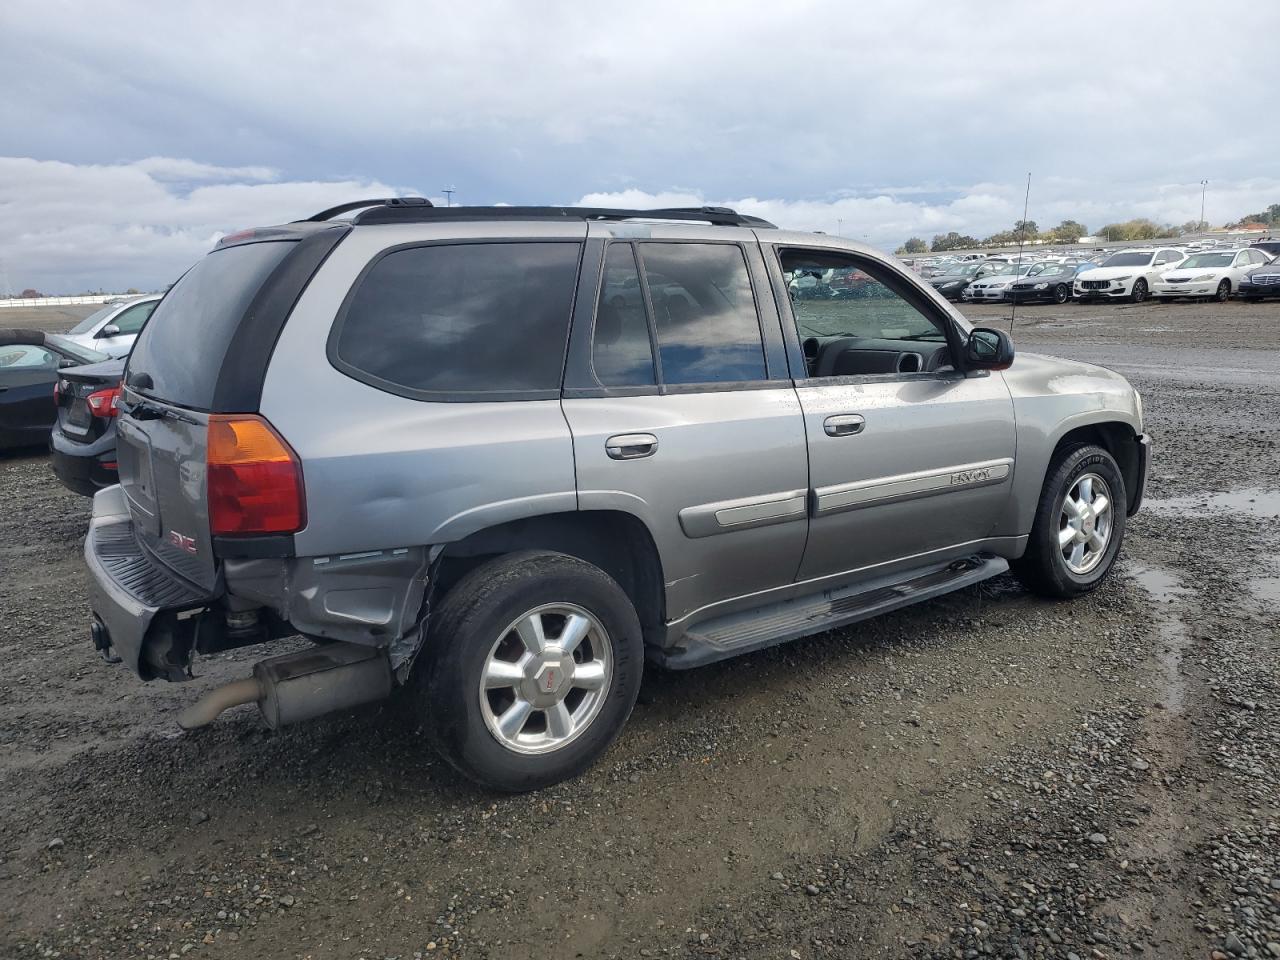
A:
[[331, 241, 582, 400], [592, 244, 656, 387], [128, 241, 295, 408], [636, 242, 766, 385]]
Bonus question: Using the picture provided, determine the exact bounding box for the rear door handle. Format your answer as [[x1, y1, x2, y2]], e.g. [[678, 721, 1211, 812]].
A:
[[606, 433, 658, 460], [824, 414, 865, 437]]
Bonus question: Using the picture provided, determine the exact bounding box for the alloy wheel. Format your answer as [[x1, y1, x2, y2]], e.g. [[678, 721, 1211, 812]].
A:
[[1058, 472, 1113, 575], [478, 603, 613, 755], [1216, 279, 1230, 303]]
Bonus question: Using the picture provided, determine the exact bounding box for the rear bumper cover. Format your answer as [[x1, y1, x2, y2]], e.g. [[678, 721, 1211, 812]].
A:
[[50, 428, 117, 496], [85, 485, 215, 679]]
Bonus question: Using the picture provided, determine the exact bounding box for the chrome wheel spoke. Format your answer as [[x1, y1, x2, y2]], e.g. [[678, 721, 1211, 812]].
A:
[[480, 602, 613, 756], [1062, 497, 1082, 519], [1058, 524, 1077, 548], [515, 615, 547, 655], [1088, 530, 1107, 552], [1092, 494, 1110, 517], [497, 698, 533, 739], [545, 701, 573, 739], [558, 614, 591, 656], [484, 658, 524, 689], [574, 660, 607, 690], [1069, 542, 1086, 568], [1078, 476, 1094, 502]]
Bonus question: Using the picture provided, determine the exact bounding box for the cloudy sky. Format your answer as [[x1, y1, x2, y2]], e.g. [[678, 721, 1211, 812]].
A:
[[3, 0, 1278, 292]]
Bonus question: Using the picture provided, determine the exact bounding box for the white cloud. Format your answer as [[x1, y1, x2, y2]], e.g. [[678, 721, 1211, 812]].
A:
[[0, 157, 408, 293]]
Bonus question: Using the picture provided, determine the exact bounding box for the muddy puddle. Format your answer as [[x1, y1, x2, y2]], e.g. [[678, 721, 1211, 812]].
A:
[[1144, 488, 1280, 520], [1126, 561, 1193, 714]]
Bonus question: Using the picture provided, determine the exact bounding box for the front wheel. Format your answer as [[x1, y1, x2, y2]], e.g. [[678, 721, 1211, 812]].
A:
[[413, 551, 644, 791], [1053, 283, 1070, 304], [1215, 279, 1230, 303], [1130, 278, 1148, 303], [1012, 444, 1127, 598]]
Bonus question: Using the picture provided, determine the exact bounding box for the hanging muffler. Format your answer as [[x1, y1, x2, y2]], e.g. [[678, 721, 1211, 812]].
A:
[[176, 642, 393, 731]]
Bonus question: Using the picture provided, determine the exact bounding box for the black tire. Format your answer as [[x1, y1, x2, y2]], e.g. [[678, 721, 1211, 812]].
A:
[[412, 551, 643, 792], [1215, 279, 1230, 303], [1053, 283, 1070, 304], [1011, 443, 1127, 599], [1130, 278, 1148, 303]]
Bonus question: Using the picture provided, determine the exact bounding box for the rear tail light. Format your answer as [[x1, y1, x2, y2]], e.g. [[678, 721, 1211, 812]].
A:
[[86, 383, 123, 418], [206, 415, 305, 536]]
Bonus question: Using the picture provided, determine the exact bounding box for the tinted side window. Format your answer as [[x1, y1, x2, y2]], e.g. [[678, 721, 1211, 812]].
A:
[[638, 243, 765, 385], [593, 244, 656, 387], [112, 301, 157, 334], [334, 242, 582, 399]]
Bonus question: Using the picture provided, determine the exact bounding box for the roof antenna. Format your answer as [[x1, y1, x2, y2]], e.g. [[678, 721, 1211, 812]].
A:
[[1009, 172, 1031, 334]]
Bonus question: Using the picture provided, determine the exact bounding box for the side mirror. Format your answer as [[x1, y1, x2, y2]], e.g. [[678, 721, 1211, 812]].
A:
[[98, 324, 121, 338], [965, 327, 1015, 370], [58, 357, 77, 369]]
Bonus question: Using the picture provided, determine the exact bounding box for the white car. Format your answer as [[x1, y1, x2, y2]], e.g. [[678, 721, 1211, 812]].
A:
[[61, 294, 162, 358], [1151, 248, 1273, 302], [1073, 248, 1187, 303], [962, 262, 1044, 302]]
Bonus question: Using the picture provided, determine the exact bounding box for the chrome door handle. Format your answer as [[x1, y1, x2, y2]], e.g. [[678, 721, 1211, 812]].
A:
[[824, 414, 865, 437], [606, 433, 658, 460]]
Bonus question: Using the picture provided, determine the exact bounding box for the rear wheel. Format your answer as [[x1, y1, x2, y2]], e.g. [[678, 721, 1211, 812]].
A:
[[1129, 278, 1148, 303], [1053, 283, 1070, 304], [413, 551, 644, 791], [1215, 278, 1230, 303], [1012, 444, 1127, 598]]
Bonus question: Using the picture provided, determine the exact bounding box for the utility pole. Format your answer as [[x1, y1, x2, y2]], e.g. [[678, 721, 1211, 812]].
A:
[[836, 218, 843, 236], [442, 186, 456, 207], [1200, 179, 1209, 232]]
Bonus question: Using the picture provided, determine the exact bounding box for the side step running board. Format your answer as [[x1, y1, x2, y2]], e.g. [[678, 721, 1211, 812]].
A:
[[654, 555, 1008, 670]]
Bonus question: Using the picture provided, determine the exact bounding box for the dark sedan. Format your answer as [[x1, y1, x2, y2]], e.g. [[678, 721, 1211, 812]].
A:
[[50, 357, 126, 495], [1237, 261, 1280, 301], [0, 330, 108, 450], [1007, 262, 1089, 304], [929, 260, 1010, 301]]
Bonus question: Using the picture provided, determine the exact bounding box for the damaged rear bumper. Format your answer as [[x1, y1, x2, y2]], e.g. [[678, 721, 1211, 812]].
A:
[[85, 485, 216, 680]]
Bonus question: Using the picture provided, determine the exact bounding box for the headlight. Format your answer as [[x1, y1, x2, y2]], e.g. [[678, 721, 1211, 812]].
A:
[[1191, 273, 1216, 281], [1112, 275, 1132, 283], [990, 282, 1007, 289], [1034, 282, 1048, 290]]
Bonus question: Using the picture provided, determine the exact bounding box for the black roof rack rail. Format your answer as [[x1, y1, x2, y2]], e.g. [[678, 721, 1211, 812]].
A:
[[303, 197, 434, 222], [344, 203, 775, 229]]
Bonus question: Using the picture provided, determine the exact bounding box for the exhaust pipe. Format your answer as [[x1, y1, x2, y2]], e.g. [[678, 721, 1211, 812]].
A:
[[177, 643, 392, 731]]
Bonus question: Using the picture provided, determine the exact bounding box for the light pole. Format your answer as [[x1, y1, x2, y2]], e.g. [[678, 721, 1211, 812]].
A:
[[442, 186, 456, 207], [1199, 179, 1208, 233], [836, 218, 843, 236]]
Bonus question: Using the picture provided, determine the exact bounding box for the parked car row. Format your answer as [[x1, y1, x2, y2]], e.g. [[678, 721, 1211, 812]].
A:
[[922, 246, 1278, 305], [0, 295, 157, 491]]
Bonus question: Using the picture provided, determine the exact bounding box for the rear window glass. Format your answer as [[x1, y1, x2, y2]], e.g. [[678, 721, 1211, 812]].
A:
[[128, 241, 294, 408], [332, 241, 581, 399]]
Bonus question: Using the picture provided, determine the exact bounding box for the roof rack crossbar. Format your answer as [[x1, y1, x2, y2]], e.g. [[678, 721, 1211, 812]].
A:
[[303, 197, 434, 223], [348, 203, 776, 229]]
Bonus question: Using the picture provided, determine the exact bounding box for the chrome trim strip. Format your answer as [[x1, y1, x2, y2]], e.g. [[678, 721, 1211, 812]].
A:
[[814, 457, 1013, 516], [679, 489, 808, 539]]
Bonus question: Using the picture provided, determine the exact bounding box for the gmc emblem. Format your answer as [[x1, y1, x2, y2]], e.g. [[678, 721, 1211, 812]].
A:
[[167, 530, 197, 554]]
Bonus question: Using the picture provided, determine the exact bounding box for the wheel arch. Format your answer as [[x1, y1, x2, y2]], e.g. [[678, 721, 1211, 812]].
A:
[[1050, 419, 1143, 515], [432, 510, 667, 647]]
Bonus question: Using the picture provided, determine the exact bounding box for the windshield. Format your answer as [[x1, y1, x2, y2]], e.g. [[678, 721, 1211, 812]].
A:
[[1179, 253, 1234, 268], [67, 304, 118, 335], [1029, 264, 1071, 278], [1102, 252, 1154, 268], [46, 334, 109, 364], [944, 263, 982, 278]]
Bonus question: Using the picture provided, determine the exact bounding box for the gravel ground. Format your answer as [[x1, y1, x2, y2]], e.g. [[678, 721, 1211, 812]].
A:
[[1, 298, 1278, 960]]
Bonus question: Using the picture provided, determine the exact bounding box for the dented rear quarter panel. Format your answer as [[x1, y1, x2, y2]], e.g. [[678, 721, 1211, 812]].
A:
[[998, 351, 1144, 535]]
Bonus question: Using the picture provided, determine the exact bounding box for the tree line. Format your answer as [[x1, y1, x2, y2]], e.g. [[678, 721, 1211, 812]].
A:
[[894, 204, 1278, 256]]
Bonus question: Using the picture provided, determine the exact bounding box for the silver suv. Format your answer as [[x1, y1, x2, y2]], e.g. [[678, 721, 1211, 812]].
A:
[[84, 200, 1149, 791]]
